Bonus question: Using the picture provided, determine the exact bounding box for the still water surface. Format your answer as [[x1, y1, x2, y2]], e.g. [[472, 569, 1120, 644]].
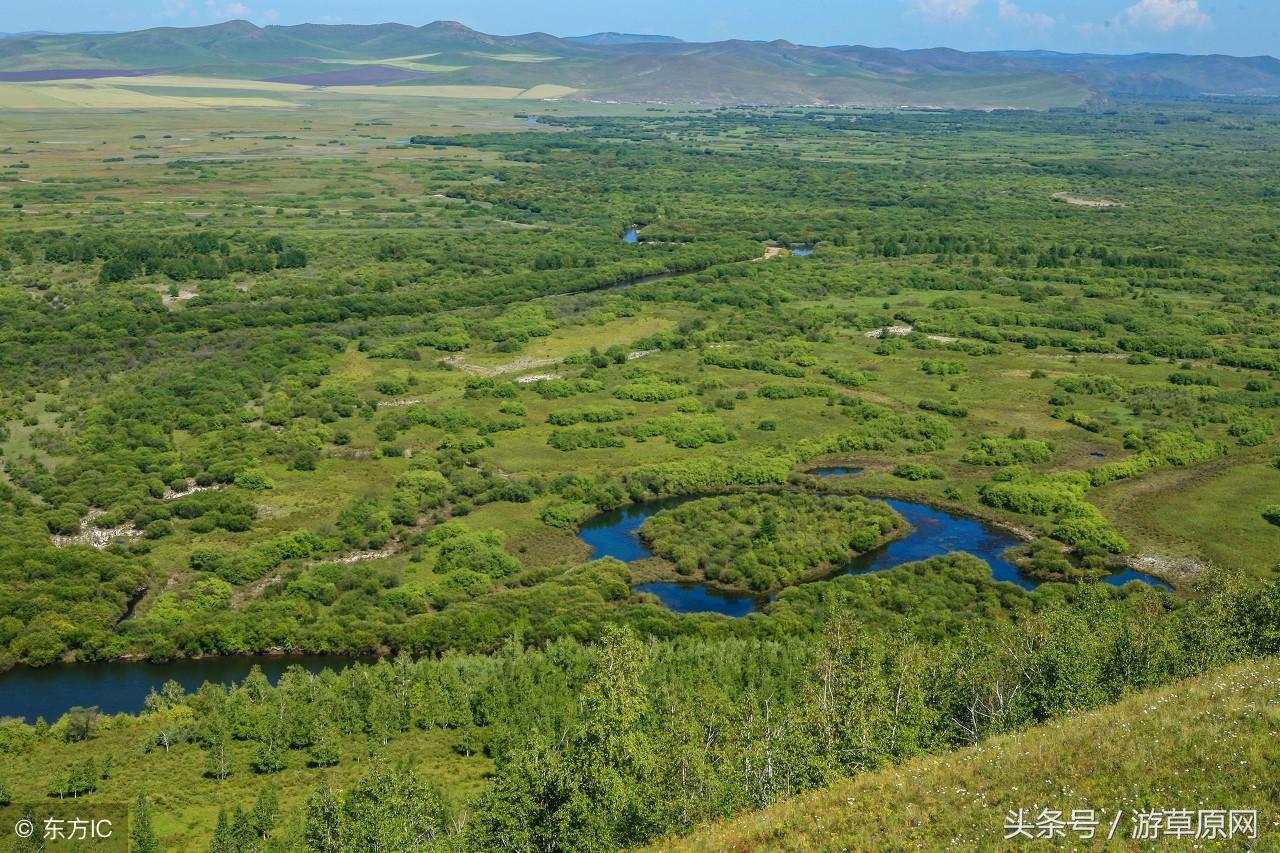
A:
[[0, 655, 366, 723]]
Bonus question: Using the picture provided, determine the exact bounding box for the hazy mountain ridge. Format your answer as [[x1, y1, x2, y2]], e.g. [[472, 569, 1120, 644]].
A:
[[565, 32, 685, 46], [990, 50, 1280, 97], [0, 20, 1276, 107]]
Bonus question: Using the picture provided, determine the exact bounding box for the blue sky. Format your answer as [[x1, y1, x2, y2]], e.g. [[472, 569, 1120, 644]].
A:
[[8, 0, 1278, 57]]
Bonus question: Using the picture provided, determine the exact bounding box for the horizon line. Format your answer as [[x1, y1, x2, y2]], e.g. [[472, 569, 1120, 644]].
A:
[[1, 19, 1276, 62]]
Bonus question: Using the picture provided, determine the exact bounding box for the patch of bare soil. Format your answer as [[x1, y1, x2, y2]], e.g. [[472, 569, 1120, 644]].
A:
[[333, 547, 398, 565], [51, 509, 142, 549], [443, 349, 653, 382], [377, 398, 435, 409], [52, 482, 226, 548], [162, 288, 197, 306], [232, 573, 281, 608], [1052, 191, 1124, 208], [162, 480, 222, 501], [443, 354, 561, 377], [865, 325, 914, 338], [1122, 553, 1206, 586]]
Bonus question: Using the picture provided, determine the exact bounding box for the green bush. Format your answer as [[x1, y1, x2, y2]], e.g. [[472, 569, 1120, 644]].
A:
[[613, 381, 691, 402], [821, 366, 868, 387], [918, 399, 968, 418], [920, 360, 967, 376], [548, 428, 625, 451], [546, 406, 627, 426], [539, 501, 595, 530], [961, 437, 1054, 466], [233, 468, 273, 491], [892, 463, 945, 481]]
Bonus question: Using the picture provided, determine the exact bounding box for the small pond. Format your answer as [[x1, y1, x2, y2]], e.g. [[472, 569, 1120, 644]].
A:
[[622, 227, 640, 243]]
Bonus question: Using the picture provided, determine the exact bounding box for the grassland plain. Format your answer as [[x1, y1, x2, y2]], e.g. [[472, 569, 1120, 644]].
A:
[[1, 97, 1279, 664], [1, 90, 1279, 850]]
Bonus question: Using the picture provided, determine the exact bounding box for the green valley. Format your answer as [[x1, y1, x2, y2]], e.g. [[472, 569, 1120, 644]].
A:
[[0, 16, 1278, 849]]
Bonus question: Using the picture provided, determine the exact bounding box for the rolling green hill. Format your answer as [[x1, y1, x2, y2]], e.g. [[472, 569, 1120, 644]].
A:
[[3, 20, 1276, 108], [0, 20, 1086, 109], [659, 657, 1280, 850]]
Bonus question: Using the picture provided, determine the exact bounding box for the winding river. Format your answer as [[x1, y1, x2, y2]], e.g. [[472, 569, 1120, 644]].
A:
[[579, 492, 1169, 616], [1, 491, 1167, 723]]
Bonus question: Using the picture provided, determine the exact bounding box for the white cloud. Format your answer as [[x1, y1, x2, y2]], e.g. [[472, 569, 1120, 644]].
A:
[[996, 0, 1057, 29], [1123, 0, 1211, 31], [224, 2, 251, 16], [908, 0, 981, 22]]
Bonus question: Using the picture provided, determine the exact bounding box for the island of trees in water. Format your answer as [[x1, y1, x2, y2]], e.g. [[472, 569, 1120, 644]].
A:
[[639, 492, 904, 591]]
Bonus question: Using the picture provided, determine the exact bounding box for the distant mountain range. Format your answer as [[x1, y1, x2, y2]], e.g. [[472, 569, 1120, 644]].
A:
[[0, 20, 1277, 109], [0, 30, 117, 38]]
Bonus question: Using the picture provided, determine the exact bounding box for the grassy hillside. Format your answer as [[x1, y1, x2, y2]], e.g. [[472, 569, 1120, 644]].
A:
[[1, 20, 1277, 109], [658, 657, 1280, 850], [0, 20, 1097, 109]]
